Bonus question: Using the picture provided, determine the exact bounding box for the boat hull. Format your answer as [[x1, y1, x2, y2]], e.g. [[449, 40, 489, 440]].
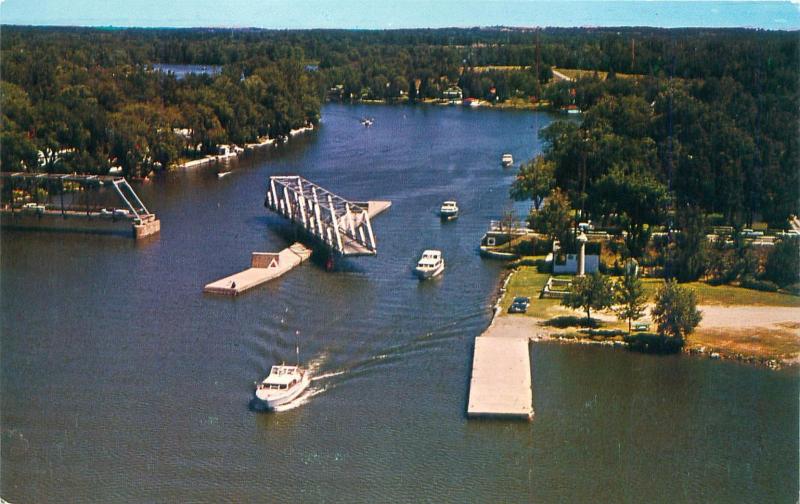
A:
[[479, 246, 519, 260], [254, 374, 311, 410], [440, 210, 458, 220], [414, 262, 445, 279]]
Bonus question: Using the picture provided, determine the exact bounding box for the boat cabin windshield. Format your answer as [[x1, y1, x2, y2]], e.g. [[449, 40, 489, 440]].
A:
[[418, 251, 441, 268]]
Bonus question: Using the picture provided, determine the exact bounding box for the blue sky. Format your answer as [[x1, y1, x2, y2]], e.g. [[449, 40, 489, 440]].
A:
[[1, 1, 798, 30]]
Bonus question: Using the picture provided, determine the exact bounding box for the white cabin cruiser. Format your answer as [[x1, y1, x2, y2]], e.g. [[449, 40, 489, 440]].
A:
[[440, 200, 459, 220], [254, 364, 311, 409], [414, 249, 445, 279], [501, 153, 514, 167]]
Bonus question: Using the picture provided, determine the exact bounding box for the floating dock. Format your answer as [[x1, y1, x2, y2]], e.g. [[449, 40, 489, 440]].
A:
[[467, 335, 533, 420], [203, 243, 311, 296]]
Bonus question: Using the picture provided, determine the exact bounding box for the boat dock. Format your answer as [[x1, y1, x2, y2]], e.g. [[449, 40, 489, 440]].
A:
[[0, 172, 160, 240], [467, 330, 533, 420], [203, 243, 312, 296]]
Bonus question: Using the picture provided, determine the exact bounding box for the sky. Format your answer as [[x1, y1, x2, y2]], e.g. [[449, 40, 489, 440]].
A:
[[1, 0, 798, 30]]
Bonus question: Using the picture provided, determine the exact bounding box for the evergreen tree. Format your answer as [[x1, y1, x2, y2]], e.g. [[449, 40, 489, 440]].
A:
[[614, 269, 648, 334], [764, 236, 800, 288]]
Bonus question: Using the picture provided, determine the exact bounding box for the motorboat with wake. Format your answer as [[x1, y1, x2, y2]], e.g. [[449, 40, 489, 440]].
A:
[[254, 336, 311, 410], [254, 364, 311, 410]]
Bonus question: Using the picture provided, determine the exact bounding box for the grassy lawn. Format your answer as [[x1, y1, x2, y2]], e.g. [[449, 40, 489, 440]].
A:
[[639, 278, 800, 307], [552, 67, 643, 80], [499, 264, 799, 364], [501, 266, 800, 312], [472, 65, 530, 72], [499, 263, 563, 319]]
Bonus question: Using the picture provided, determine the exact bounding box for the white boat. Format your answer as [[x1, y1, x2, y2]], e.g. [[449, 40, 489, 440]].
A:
[[360, 117, 374, 127], [501, 153, 514, 167], [414, 249, 445, 279], [440, 200, 459, 220], [254, 364, 311, 410], [217, 170, 232, 178]]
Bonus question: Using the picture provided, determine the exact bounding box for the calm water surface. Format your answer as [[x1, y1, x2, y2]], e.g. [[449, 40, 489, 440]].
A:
[[2, 104, 797, 502]]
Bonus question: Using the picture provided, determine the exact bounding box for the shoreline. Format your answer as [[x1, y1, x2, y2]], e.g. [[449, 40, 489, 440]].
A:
[[331, 97, 554, 112], [485, 267, 800, 370], [174, 124, 315, 170]]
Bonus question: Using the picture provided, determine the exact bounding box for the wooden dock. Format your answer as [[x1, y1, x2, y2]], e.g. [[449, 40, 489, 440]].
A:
[[467, 334, 533, 420], [203, 243, 311, 296]]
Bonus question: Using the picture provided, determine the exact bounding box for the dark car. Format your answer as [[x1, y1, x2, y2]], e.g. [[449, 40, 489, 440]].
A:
[[508, 296, 531, 314]]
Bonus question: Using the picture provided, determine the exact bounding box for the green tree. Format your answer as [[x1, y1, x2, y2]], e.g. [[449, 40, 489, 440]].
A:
[[534, 187, 573, 246], [614, 269, 648, 334], [764, 236, 800, 288], [671, 205, 708, 282], [510, 155, 554, 211], [591, 167, 670, 257], [650, 280, 702, 342], [561, 272, 614, 322]]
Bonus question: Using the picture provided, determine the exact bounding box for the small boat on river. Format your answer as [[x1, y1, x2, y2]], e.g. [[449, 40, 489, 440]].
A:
[[440, 200, 459, 220], [501, 153, 514, 167], [414, 249, 445, 279], [254, 364, 311, 410]]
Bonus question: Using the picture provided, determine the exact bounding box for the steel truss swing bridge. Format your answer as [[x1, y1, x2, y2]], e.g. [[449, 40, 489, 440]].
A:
[[264, 175, 390, 257]]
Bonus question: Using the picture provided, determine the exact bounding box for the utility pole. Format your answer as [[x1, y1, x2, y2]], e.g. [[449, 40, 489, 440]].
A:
[[535, 29, 541, 82]]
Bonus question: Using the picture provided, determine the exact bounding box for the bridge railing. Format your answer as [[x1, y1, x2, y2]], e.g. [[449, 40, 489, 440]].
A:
[[265, 175, 377, 256]]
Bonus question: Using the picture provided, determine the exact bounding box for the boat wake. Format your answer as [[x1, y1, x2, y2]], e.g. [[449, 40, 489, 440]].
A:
[[270, 385, 327, 412], [311, 370, 347, 381]]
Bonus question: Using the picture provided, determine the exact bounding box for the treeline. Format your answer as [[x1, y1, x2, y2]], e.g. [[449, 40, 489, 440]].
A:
[[534, 60, 797, 230], [1, 27, 321, 177], [1, 25, 797, 227]]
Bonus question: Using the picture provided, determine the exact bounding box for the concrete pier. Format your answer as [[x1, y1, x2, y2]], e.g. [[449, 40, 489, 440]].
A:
[[467, 334, 533, 420], [203, 242, 311, 296], [1, 209, 160, 240], [134, 214, 161, 239]]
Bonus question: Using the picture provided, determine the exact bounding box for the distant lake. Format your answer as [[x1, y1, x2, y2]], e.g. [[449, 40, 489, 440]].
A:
[[151, 63, 222, 79]]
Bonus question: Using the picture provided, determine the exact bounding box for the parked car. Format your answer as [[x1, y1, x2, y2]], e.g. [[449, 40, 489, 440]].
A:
[[508, 296, 531, 314]]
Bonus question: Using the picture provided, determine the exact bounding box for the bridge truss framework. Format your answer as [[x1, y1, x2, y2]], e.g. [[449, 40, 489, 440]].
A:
[[265, 175, 378, 257]]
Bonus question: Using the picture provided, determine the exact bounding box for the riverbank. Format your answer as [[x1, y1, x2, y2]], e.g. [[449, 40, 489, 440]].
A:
[[174, 124, 315, 170], [333, 97, 553, 112], [493, 264, 800, 369]]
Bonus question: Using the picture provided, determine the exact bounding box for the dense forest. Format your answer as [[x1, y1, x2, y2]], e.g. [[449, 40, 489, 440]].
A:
[[1, 25, 797, 226]]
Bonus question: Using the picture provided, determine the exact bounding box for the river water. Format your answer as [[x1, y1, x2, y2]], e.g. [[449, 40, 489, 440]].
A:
[[2, 104, 797, 503]]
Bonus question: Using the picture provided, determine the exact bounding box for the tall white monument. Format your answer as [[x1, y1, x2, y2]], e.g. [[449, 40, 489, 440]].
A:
[[577, 232, 588, 276]]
